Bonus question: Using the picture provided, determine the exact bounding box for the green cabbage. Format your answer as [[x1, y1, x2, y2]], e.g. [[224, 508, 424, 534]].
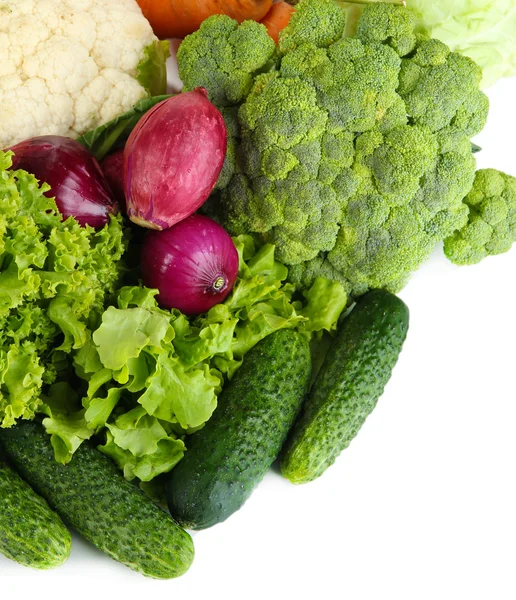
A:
[[407, 0, 516, 87]]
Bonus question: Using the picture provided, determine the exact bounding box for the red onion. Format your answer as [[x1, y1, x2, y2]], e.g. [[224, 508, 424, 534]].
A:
[[140, 214, 239, 315], [124, 88, 226, 230], [9, 136, 118, 228], [100, 150, 125, 208]]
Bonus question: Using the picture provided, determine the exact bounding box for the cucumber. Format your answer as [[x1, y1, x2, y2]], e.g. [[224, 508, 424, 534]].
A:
[[281, 289, 409, 484], [0, 459, 71, 570], [0, 421, 194, 579], [167, 329, 312, 530]]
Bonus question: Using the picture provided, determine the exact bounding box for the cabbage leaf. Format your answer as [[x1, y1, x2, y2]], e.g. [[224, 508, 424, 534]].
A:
[[407, 0, 516, 88]]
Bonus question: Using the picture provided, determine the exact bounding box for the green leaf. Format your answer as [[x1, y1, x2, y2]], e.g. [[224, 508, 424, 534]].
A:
[[136, 40, 171, 97], [0, 346, 44, 427], [41, 382, 94, 464], [138, 354, 219, 429], [107, 406, 169, 456], [171, 312, 237, 369], [76, 95, 172, 161], [298, 277, 347, 334], [84, 387, 123, 430], [98, 412, 185, 482], [47, 296, 88, 352], [92, 306, 174, 370]]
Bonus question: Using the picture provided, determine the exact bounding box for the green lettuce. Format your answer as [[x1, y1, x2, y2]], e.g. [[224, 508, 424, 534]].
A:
[[50, 235, 346, 481], [0, 150, 126, 429]]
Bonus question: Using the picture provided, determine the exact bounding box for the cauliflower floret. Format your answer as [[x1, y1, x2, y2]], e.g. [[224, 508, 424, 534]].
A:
[[0, 0, 166, 147]]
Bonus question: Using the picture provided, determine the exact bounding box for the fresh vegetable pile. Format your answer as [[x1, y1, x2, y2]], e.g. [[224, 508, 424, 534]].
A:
[[0, 0, 515, 581]]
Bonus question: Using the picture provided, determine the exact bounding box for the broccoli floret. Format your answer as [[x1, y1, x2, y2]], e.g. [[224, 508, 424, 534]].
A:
[[397, 39, 490, 137], [178, 0, 491, 296], [278, 0, 346, 54], [355, 0, 417, 56], [177, 16, 277, 107], [444, 169, 516, 265]]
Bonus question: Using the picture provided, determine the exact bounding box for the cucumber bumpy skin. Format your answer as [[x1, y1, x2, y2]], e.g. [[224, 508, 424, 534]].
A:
[[167, 329, 312, 530], [0, 422, 194, 579], [281, 289, 409, 484], [0, 460, 71, 570]]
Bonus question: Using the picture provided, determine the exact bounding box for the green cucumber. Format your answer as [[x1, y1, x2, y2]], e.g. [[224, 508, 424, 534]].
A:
[[0, 459, 71, 570], [0, 421, 194, 579], [281, 289, 409, 484], [167, 329, 312, 530]]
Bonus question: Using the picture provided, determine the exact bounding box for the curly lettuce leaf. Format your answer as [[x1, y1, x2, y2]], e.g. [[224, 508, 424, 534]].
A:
[[138, 357, 220, 429], [0, 149, 126, 430], [40, 383, 94, 464], [98, 407, 185, 482], [92, 306, 174, 370], [298, 277, 348, 334]]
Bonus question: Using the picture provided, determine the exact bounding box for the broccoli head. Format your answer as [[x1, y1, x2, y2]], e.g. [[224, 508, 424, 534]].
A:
[[444, 169, 516, 265], [178, 0, 490, 296]]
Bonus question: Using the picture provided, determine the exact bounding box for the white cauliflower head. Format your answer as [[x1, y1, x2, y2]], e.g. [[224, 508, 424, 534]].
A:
[[0, 0, 169, 148]]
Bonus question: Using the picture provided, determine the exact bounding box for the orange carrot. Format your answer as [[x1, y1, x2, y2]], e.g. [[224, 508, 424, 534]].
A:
[[260, 1, 295, 45], [137, 0, 274, 40]]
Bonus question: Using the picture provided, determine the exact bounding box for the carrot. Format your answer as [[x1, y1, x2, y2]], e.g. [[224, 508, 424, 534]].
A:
[[137, 0, 274, 40], [259, 2, 295, 45]]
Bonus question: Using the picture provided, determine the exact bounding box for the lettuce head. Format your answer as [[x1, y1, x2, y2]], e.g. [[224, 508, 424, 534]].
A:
[[0, 150, 126, 428]]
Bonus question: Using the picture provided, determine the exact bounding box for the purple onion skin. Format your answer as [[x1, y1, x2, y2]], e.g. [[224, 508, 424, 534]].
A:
[[141, 214, 239, 316], [124, 88, 227, 230], [100, 150, 125, 209], [9, 136, 118, 228]]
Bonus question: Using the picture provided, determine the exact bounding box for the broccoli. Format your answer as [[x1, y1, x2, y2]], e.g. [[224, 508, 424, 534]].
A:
[[444, 169, 516, 265], [178, 0, 490, 296], [177, 16, 277, 107]]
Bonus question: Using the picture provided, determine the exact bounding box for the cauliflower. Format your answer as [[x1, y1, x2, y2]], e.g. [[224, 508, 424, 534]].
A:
[[178, 0, 489, 296], [444, 169, 516, 265], [0, 0, 169, 148]]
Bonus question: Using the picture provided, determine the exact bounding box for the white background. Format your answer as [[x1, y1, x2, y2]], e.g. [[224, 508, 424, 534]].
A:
[[2, 58, 516, 600]]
